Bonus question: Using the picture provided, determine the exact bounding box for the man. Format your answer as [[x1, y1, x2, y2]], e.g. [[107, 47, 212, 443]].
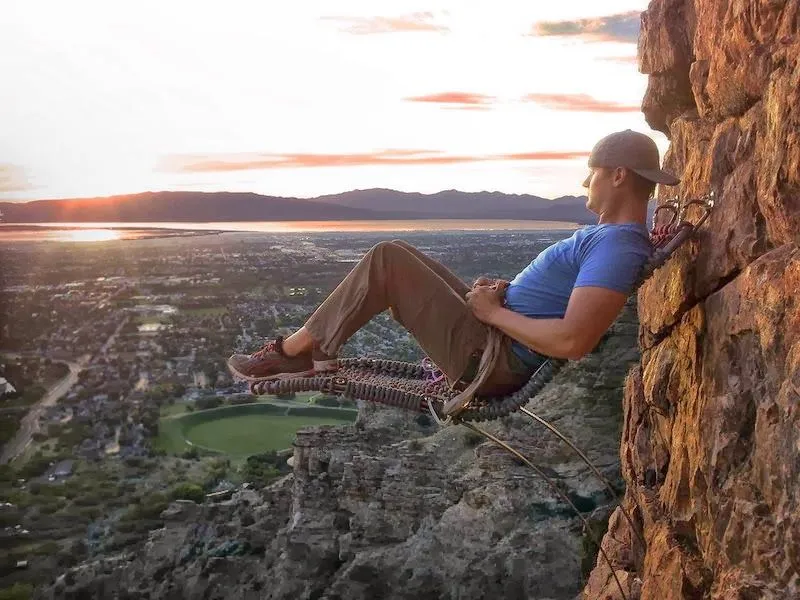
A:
[[228, 129, 679, 397]]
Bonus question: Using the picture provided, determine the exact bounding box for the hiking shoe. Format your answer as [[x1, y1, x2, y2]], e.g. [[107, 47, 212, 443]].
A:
[[227, 336, 313, 381], [227, 337, 338, 382]]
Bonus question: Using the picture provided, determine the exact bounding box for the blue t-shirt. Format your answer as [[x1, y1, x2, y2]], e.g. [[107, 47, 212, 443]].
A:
[[505, 223, 653, 367]]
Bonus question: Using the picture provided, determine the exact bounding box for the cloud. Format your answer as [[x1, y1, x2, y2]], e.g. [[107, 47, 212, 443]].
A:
[[404, 92, 496, 110], [163, 149, 589, 173], [601, 55, 639, 64], [323, 12, 448, 34], [0, 164, 31, 193], [529, 11, 641, 43], [523, 93, 640, 113]]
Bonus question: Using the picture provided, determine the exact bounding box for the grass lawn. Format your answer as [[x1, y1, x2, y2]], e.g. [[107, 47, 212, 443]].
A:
[[181, 307, 228, 317], [184, 414, 352, 456], [155, 416, 188, 454], [155, 402, 356, 457]]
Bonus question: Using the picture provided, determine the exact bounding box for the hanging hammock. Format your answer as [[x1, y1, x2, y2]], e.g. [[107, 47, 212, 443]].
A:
[[249, 193, 715, 600]]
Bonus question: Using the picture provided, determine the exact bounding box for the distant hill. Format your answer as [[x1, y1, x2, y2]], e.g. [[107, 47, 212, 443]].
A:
[[0, 189, 596, 224], [312, 188, 595, 221]]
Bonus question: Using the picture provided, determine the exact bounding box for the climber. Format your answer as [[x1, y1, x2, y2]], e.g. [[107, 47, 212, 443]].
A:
[[227, 129, 680, 397]]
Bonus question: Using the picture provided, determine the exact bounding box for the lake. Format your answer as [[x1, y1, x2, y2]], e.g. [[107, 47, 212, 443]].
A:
[[0, 220, 582, 243]]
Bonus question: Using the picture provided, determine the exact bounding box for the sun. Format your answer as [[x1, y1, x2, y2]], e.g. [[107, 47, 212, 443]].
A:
[[66, 229, 121, 242]]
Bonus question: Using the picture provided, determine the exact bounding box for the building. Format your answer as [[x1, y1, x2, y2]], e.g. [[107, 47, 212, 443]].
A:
[[0, 377, 16, 397]]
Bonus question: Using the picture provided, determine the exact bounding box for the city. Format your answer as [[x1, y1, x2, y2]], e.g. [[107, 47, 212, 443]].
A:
[[0, 228, 570, 592]]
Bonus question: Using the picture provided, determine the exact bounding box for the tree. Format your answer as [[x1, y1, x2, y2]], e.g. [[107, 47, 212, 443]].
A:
[[196, 396, 221, 411], [170, 483, 204, 503]]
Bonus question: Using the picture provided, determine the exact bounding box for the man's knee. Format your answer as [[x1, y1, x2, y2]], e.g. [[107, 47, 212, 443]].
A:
[[371, 240, 414, 255], [366, 241, 402, 263], [390, 239, 414, 251], [370, 240, 396, 254]]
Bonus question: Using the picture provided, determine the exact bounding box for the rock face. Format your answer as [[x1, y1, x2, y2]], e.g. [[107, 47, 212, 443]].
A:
[[584, 2, 800, 599], [38, 307, 641, 600]]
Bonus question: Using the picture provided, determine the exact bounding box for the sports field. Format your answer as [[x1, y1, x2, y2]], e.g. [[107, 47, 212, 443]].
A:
[[185, 413, 352, 455], [156, 402, 356, 457]]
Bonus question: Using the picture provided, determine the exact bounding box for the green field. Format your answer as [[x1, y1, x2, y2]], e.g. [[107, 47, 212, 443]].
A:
[[185, 414, 351, 455], [156, 402, 356, 457]]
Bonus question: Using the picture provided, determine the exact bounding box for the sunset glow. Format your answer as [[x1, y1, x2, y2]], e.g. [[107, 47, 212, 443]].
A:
[[2, 0, 660, 202], [66, 229, 122, 242]]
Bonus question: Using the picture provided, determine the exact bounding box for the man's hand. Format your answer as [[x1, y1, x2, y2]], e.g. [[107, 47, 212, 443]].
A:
[[466, 280, 508, 323], [471, 276, 509, 290]]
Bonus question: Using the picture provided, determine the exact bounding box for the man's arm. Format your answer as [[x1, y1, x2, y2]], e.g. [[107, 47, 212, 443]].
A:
[[469, 286, 628, 360]]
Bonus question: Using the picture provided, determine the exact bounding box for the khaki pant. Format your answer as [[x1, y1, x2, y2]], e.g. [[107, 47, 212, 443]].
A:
[[305, 240, 532, 396]]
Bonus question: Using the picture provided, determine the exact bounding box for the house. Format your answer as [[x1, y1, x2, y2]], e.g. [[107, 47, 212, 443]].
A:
[[0, 377, 16, 397], [49, 460, 74, 480]]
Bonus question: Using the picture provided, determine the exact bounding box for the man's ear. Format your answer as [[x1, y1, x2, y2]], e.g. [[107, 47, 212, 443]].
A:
[[611, 167, 627, 188]]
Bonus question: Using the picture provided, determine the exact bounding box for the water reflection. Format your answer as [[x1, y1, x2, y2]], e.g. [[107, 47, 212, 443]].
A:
[[65, 229, 121, 242]]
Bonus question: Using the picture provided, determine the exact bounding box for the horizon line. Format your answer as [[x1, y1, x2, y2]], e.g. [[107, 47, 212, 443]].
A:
[[0, 187, 589, 204]]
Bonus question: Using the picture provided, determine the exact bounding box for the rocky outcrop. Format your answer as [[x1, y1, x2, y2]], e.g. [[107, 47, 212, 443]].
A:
[[584, 2, 799, 599], [39, 307, 641, 600]]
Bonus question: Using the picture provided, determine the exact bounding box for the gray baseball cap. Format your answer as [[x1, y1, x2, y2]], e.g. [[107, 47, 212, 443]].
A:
[[581, 129, 680, 187]]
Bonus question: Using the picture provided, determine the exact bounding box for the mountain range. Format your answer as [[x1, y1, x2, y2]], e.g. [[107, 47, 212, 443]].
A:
[[0, 189, 597, 224]]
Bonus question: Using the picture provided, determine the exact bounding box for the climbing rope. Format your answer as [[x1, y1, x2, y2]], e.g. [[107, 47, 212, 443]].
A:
[[460, 421, 630, 600]]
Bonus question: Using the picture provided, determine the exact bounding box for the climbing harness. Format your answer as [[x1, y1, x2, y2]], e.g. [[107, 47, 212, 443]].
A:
[[249, 193, 716, 600]]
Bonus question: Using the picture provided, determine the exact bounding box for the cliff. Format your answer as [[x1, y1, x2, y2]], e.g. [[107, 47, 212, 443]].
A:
[[583, 1, 800, 598], [39, 308, 640, 600]]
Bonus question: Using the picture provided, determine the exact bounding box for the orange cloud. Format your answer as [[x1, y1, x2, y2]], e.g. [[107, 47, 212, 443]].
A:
[[0, 164, 31, 193], [529, 11, 641, 43], [523, 93, 640, 113], [163, 149, 590, 173], [323, 12, 448, 34], [405, 92, 495, 110]]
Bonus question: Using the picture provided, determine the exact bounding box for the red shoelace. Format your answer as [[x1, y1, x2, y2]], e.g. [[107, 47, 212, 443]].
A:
[[252, 338, 281, 360]]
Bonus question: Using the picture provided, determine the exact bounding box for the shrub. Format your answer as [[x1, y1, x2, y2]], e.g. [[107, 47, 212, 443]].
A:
[[240, 452, 288, 487], [228, 395, 254, 406], [196, 397, 222, 411], [309, 394, 339, 407], [17, 455, 51, 479], [120, 492, 169, 521], [463, 431, 484, 448], [414, 413, 432, 428], [581, 512, 611, 579], [34, 541, 59, 556], [169, 483, 204, 503], [0, 465, 15, 483], [0, 583, 34, 600]]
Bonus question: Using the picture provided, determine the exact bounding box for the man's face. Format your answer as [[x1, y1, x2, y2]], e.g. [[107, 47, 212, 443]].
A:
[[583, 167, 613, 214]]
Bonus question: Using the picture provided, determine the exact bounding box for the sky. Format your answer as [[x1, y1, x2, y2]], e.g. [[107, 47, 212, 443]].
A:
[[0, 0, 664, 202]]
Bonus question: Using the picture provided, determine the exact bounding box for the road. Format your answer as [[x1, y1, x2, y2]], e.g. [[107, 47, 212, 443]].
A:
[[0, 316, 129, 465], [0, 360, 82, 465]]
